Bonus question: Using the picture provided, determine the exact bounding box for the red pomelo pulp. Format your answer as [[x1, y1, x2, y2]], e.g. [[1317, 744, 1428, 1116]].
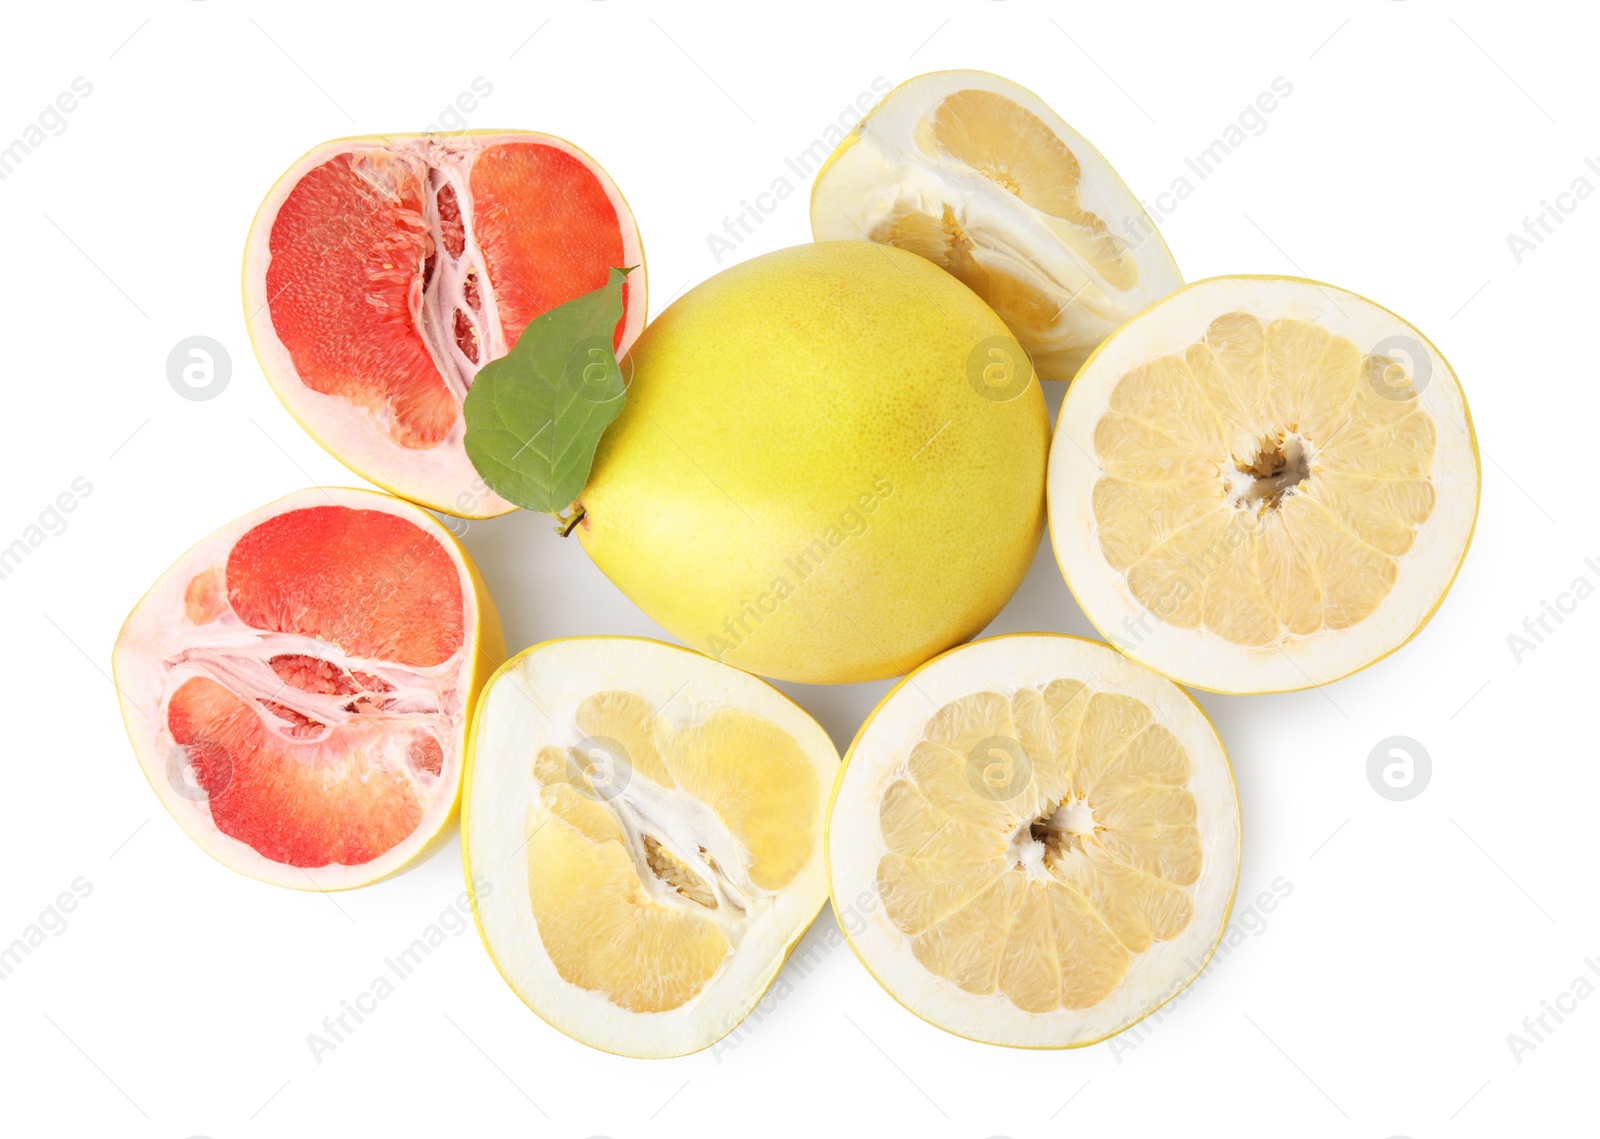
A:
[[243, 133, 646, 518], [113, 488, 505, 889]]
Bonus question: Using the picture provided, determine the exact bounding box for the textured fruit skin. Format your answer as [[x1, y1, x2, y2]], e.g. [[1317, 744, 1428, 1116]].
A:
[[577, 242, 1048, 684]]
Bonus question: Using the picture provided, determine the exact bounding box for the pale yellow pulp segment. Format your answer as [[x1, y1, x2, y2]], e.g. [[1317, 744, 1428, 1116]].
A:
[[909, 88, 1138, 287], [1093, 312, 1437, 646], [525, 690, 818, 1014], [877, 682, 1198, 1013], [811, 70, 1183, 380]]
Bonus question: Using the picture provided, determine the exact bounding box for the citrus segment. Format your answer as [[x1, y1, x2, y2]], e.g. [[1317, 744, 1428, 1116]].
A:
[[166, 676, 429, 868], [112, 488, 504, 890], [525, 807, 729, 1015], [262, 151, 457, 449], [922, 87, 1137, 289], [463, 637, 838, 1057], [244, 133, 645, 517], [225, 504, 464, 665], [1050, 276, 1479, 693], [468, 142, 636, 353], [828, 634, 1239, 1048], [811, 70, 1182, 380]]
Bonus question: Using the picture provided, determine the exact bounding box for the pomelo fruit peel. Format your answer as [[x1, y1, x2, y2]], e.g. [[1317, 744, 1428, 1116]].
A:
[[576, 241, 1049, 686]]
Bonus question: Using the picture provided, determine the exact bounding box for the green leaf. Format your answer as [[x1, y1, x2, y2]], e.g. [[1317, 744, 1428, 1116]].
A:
[[462, 267, 632, 516]]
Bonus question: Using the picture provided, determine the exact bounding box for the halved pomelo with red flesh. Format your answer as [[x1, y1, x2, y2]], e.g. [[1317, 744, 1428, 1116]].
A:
[[112, 488, 505, 890], [244, 133, 646, 518]]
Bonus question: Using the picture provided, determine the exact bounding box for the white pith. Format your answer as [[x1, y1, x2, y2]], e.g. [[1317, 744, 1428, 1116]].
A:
[[1048, 276, 1480, 694], [243, 132, 646, 519], [168, 631, 451, 728], [111, 487, 484, 891], [579, 750, 765, 927], [463, 637, 839, 1058], [828, 635, 1241, 1048], [810, 70, 1183, 377], [414, 152, 508, 402]]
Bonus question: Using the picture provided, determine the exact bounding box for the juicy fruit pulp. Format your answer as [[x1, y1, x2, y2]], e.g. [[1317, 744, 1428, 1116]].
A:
[[811, 70, 1182, 381], [828, 635, 1239, 1048], [464, 638, 838, 1057], [1050, 276, 1480, 693], [528, 693, 817, 1013], [1095, 317, 1428, 639], [113, 488, 504, 889], [244, 133, 645, 517], [576, 242, 1049, 685], [877, 683, 1198, 1013]]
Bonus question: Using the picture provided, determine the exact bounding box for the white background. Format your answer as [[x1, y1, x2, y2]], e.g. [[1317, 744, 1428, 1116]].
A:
[[2, 1, 1594, 1135]]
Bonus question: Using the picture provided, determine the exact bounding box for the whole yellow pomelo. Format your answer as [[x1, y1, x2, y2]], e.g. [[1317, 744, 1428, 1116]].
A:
[[576, 242, 1048, 684]]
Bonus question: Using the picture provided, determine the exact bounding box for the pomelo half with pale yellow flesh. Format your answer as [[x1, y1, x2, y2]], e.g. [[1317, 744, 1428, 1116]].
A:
[[113, 488, 504, 890], [827, 634, 1239, 1048], [244, 132, 645, 518], [811, 70, 1182, 381], [1050, 276, 1480, 694], [463, 637, 838, 1057]]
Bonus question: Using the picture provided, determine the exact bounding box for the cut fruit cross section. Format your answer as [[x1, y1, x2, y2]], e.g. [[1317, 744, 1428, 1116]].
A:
[[244, 132, 645, 518], [463, 637, 839, 1058], [113, 487, 504, 889], [810, 70, 1182, 381], [827, 634, 1239, 1048], [1049, 275, 1479, 694]]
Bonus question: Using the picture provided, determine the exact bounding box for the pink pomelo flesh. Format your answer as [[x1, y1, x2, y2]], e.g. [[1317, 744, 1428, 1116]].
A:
[[247, 134, 646, 517], [113, 490, 493, 886]]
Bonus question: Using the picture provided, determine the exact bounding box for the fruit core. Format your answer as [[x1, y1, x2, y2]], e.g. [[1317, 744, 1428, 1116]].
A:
[[1228, 430, 1312, 512], [1013, 794, 1101, 872]]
